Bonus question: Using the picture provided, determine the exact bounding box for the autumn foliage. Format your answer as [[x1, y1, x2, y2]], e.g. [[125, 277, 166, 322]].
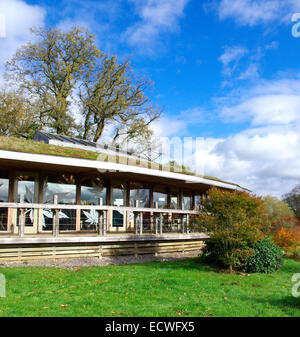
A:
[[197, 188, 268, 271], [273, 227, 300, 257]]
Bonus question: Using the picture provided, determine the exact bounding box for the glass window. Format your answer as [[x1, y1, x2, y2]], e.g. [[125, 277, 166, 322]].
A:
[[81, 178, 106, 205], [16, 176, 37, 226], [112, 185, 126, 207], [0, 178, 9, 202], [194, 196, 201, 210], [112, 210, 124, 227], [182, 195, 192, 210], [43, 174, 76, 205], [170, 192, 178, 209], [17, 176, 37, 203], [130, 189, 150, 208], [0, 177, 8, 230], [43, 174, 76, 231], [153, 192, 168, 209]]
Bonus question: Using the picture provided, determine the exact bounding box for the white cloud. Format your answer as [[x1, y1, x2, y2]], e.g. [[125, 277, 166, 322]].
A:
[[151, 115, 188, 138], [0, 0, 45, 77], [219, 46, 248, 67], [220, 75, 300, 125], [215, 0, 300, 27], [195, 74, 300, 197], [124, 0, 189, 53]]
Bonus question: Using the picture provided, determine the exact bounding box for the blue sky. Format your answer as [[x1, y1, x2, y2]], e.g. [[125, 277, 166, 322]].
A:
[[1, 0, 300, 197]]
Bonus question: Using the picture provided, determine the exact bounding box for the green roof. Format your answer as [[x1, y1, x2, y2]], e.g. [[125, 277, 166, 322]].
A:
[[0, 136, 242, 189]]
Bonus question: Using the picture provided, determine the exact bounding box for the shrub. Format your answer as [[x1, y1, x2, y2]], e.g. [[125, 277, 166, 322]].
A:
[[271, 216, 300, 233], [244, 237, 283, 273], [273, 227, 300, 257], [263, 196, 295, 227], [197, 188, 266, 272]]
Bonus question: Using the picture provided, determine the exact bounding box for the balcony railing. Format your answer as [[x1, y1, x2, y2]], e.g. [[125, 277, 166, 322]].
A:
[[0, 194, 200, 237]]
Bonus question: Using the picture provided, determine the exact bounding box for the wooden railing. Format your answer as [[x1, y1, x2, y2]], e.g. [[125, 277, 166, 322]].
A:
[[0, 194, 200, 237]]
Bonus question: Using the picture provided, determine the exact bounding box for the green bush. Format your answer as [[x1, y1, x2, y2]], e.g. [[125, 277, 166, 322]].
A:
[[197, 187, 267, 272], [244, 237, 284, 273]]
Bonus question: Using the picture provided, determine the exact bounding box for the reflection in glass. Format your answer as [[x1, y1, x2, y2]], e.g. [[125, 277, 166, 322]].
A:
[[0, 178, 8, 230], [112, 210, 124, 227], [17, 176, 37, 225], [194, 196, 201, 210], [153, 192, 167, 209], [112, 187, 125, 207], [43, 175, 76, 231], [81, 178, 106, 205], [130, 189, 150, 208], [182, 196, 192, 210], [0, 178, 9, 202], [170, 193, 178, 209]]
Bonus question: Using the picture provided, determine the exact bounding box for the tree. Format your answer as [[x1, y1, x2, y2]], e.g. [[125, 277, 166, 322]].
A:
[[283, 185, 300, 220], [5, 26, 160, 144], [197, 188, 267, 272], [263, 196, 294, 224], [0, 90, 41, 138], [79, 56, 160, 143], [5, 26, 101, 135]]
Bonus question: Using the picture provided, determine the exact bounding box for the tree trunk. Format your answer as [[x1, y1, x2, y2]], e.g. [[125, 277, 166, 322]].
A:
[[93, 119, 105, 142]]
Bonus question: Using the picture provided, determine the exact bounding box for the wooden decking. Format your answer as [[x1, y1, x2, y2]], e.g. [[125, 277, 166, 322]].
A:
[[0, 233, 208, 262]]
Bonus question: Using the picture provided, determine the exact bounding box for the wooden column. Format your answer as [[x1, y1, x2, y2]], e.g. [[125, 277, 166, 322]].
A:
[[155, 202, 158, 235], [7, 171, 15, 233], [37, 175, 45, 233], [52, 195, 59, 237], [182, 214, 185, 234], [103, 211, 107, 236], [149, 187, 154, 208], [139, 212, 143, 236], [98, 198, 103, 236], [160, 213, 163, 235], [134, 200, 139, 235], [18, 194, 25, 237], [186, 214, 189, 234], [75, 182, 81, 232]]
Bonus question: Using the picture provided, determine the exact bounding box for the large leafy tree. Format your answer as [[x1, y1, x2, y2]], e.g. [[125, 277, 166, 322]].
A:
[[5, 26, 101, 135], [79, 56, 160, 143], [0, 90, 41, 138], [4, 26, 160, 144], [283, 185, 300, 220], [263, 196, 294, 223]]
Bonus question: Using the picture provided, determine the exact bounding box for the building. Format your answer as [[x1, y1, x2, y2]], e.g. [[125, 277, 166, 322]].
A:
[[0, 132, 245, 261]]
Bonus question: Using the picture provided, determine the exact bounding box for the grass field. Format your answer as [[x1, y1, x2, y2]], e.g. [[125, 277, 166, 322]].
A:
[[0, 258, 300, 317]]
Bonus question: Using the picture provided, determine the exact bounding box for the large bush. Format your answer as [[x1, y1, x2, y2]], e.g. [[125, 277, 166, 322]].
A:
[[244, 237, 283, 273], [263, 196, 295, 227], [273, 227, 300, 257], [271, 216, 300, 233], [198, 188, 267, 272]]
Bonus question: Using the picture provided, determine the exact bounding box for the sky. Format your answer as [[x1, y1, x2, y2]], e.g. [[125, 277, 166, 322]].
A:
[[0, 0, 300, 198]]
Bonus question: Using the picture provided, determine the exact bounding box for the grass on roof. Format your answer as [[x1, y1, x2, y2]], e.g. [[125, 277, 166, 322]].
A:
[[0, 136, 237, 187]]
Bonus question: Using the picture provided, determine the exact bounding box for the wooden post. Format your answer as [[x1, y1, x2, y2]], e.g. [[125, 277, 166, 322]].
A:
[[186, 214, 189, 234], [18, 194, 25, 237], [160, 213, 163, 235], [103, 211, 107, 236], [52, 195, 59, 237], [139, 212, 143, 236], [168, 212, 172, 232], [182, 214, 185, 234], [155, 202, 158, 235], [135, 200, 139, 235], [98, 198, 103, 236]]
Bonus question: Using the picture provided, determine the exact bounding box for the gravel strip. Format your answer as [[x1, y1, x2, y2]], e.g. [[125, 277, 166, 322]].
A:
[[0, 252, 199, 269]]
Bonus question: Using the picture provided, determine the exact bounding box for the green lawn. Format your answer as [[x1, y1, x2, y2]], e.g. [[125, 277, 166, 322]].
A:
[[0, 258, 299, 317]]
